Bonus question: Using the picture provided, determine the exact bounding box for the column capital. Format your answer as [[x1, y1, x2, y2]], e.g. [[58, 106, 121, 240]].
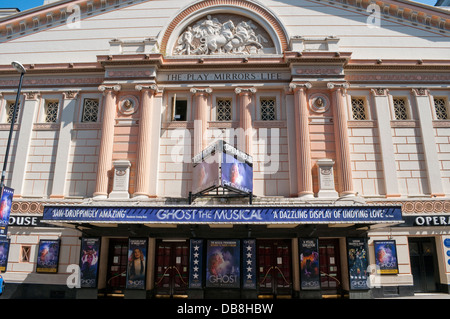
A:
[[98, 84, 121, 94], [190, 87, 212, 95], [63, 90, 79, 100], [411, 88, 429, 97], [327, 82, 349, 90], [289, 82, 312, 91], [24, 91, 40, 100], [135, 84, 161, 93], [370, 88, 389, 97], [234, 87, 256, 95]]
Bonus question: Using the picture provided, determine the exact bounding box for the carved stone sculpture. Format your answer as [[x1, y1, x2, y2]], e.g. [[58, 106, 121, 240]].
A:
[[173, 14, 271, 55]]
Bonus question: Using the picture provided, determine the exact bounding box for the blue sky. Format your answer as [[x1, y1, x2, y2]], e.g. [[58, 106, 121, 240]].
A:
[[0, 0, 440, 11]]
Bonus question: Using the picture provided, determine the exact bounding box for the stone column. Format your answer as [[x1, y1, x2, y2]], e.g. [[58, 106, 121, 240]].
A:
[[50, 91, 79, 198], [235, 87, 256, 155], [290, 82, 314, 198], [328, 82, 355, 197], [133, 84, 158, 198], [191, 88, 212, 155], [412, 88, 445, 197], [10, 92, 40, 196], [371, 88, 400, 197], [93, 84, 120, 199]]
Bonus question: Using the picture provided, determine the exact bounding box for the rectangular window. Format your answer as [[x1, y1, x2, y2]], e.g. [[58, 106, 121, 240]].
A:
[[172, 96, 187, 121], [20, 245, 31, 262], [393, 97, 409, 120], [434, 97, 448, 120], [81, 98, 99, 123], [260, 97, 276, 121], [6, 101, 19, 124], [216, 98, 232, 121], [44, 100, 59, 123], [351, 98, 367, 120]]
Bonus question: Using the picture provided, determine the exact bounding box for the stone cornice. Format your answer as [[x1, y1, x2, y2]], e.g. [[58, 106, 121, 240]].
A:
[[1, 0, 448, 44]]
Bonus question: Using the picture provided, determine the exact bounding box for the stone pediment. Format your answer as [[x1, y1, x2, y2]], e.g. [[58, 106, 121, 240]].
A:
[[172, 14, 276, 56]]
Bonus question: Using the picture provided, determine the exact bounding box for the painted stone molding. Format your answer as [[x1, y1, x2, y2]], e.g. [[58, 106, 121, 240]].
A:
[[366, 200, 450, 214], [173, 14, 274, 56]]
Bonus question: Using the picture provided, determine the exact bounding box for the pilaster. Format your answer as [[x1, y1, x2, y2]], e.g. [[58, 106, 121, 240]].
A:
[[290, 82, 314, 198], [370, 88, 401, 197], [328, 82, 355, 197], [412, 88, 445, 197], [93, 84, 120, 199]]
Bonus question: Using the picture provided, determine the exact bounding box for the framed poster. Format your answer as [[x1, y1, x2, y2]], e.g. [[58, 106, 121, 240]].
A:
[[374, 240, 399, 275], [36, 239, 61, 273], [189, 239, 204, 289], [299, 238, 320, 290], [79, 237, 101, 288], [0, 186, 14, 239], [242, 239, 256, 289], [347, 238, 369, 290], [0, 239, 10, 272], [126, 238, 147, 289], [206, 239, 240, 288]]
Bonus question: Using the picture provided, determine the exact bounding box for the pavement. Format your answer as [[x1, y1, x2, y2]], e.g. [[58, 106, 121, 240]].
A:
[[377, 293, 450, 299]]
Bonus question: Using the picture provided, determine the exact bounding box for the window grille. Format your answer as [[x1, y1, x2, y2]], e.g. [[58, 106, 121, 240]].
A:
[[20, 245, 31, 262], [6, 101, 19, 124], [44, 101, 59, 123], [260, 97, 276, 121], [216, 98, 232, 121], [81, 98, 99, 123], [434, 98, 448, 120], [393, 97, 409, 120], [351, 98, 367, 120]]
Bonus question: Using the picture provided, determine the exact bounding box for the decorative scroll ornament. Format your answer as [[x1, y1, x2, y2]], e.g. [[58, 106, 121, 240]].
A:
[[174, 15, 272, 55]]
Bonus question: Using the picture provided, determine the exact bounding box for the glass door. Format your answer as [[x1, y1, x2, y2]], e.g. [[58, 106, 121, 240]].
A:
[[257, 240, 292, 297], [154, 240, 189, 297], [319, 239, 342, 295], [105, 238, 128, 295], [409, 237, 439, 293]]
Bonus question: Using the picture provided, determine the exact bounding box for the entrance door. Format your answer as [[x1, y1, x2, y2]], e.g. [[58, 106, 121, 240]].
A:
[[257, 240, 292, 297], [409, 238, 439, 293], [105, 238, 128, 295], [319, 239, 342, 295], [155, 240, 189, 297]]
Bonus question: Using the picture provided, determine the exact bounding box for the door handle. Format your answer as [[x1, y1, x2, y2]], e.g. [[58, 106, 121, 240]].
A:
[[274, 266, 291, 285], [259, 266, 274, 284]]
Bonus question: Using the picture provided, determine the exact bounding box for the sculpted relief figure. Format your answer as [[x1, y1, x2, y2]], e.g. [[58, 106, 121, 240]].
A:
[[174, 15, 270, 55]]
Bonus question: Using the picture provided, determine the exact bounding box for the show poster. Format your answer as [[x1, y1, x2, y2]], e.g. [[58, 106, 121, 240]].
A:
[[189, 239, 204, 289], [192, 158, 220, 195], [206, 239, 240, 288], [79, 237, 101, 288], [374, 240, 399, 274], [347, 238, 369, 290], [221, 153, 253, 194], [242, 239, 256, 289], [0, 186, 14, 239], [0, 239, 10, 272], [36, 239, 60, 273], [299, 238, 320, 290], [126, 238, 147, 289]]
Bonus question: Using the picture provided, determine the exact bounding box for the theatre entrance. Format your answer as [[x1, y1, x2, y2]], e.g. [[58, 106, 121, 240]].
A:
[[257, 239, 292, 298], [154, 240, 189, 298], [409, 237, 439, 293], [103, 238, 128, 298], [319, 239, 343, 296]]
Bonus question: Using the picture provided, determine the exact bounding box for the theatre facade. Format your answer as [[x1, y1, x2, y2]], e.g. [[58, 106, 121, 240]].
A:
[[0, 0, 449, 299]]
